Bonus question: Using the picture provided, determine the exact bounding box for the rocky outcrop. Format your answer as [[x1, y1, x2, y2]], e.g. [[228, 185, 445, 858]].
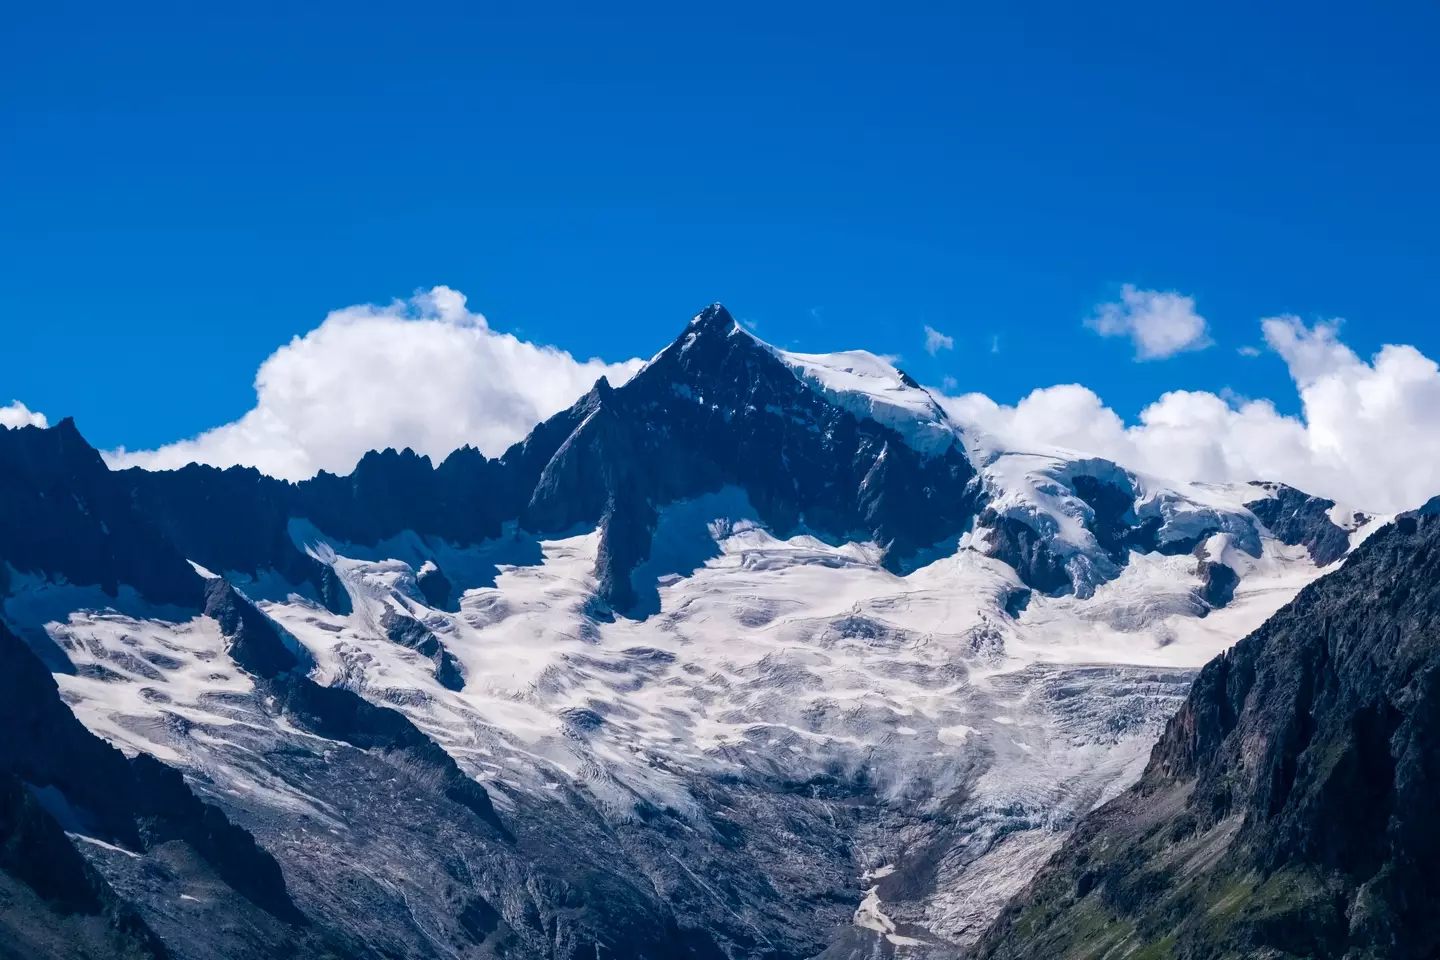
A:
[[976, 514, 1440, 960], [379, 607, 465, 690], [1069, 474, 1170, 560], [1198, 559, 1239, 609], [1246, 481, 1359, 567], [202, 577, 304, 678], [414, 561, 453, 610], [979, 511, 1072, 596]]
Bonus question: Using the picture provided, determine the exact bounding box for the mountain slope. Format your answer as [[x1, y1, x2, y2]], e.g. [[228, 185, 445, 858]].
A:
[[975, 513, 1440, 960], [0, 616, 331, 960]]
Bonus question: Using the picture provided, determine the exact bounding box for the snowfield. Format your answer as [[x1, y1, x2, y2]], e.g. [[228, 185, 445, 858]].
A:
[[15, 477, 1354, 953]]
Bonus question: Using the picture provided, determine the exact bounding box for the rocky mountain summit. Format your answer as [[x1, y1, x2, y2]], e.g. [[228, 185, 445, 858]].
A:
[[0, 305, 1390, 958]]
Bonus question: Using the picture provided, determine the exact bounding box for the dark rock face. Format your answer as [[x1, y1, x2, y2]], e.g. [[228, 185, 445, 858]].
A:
[[1198, 560, 1239, 609], [118, 447, 513, 617], [644, 308, 980, 562], [1002, 587, 1032, 619], [202, 578, 303, 679], [379, 607, 465, 690], [1414, 495, 1440, 517], [980, 511, 1073, 596], [976, 515, 1440, 960], [1246, 481, 1357, 567], [120, 463, 352, 615], [299, 445, 513, 548], [415, 562, 454, 610], [1069, 474, 1165, 560], [0, 420, 204, 610]]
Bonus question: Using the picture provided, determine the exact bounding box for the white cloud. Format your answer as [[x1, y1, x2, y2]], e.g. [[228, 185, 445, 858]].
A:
[[0, 401, 47, 429], [924, 325, 955, 356], [107, 287, 644, 481], [940, 316, 1440, 513], [1087, 284, 1212, 360]]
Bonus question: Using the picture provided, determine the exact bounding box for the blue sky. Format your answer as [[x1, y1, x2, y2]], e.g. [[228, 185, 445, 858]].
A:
[[3, 1, 1439, 459]]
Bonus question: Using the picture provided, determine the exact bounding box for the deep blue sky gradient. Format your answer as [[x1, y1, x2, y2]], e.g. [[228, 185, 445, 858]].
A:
[[3, 1, 1438, 451]]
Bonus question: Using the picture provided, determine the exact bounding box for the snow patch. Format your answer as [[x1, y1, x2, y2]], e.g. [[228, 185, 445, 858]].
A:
[[770, 347, 959, 456], [188, 560, 220, 580]]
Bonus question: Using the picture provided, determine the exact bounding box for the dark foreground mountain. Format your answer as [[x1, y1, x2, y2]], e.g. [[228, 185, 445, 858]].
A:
[[975, 513, 1440, 960]]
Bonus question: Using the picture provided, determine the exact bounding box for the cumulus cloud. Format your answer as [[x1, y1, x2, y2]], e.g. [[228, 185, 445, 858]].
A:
[[1087, 284, 1212, 360], [924, 325, 955, 356], [940, 316, 1440, 513], [0, 401, 47, 429], [107, 287, 644, 481]]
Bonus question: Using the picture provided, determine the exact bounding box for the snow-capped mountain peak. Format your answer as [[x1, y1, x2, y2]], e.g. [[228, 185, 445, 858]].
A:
[[657, 302, 961, 458], [0, 303, 1405, 960]]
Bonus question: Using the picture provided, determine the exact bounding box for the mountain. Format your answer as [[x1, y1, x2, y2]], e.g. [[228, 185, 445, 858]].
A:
[[0, 305, 1383, 958], [974, 512, 1440, 960]]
